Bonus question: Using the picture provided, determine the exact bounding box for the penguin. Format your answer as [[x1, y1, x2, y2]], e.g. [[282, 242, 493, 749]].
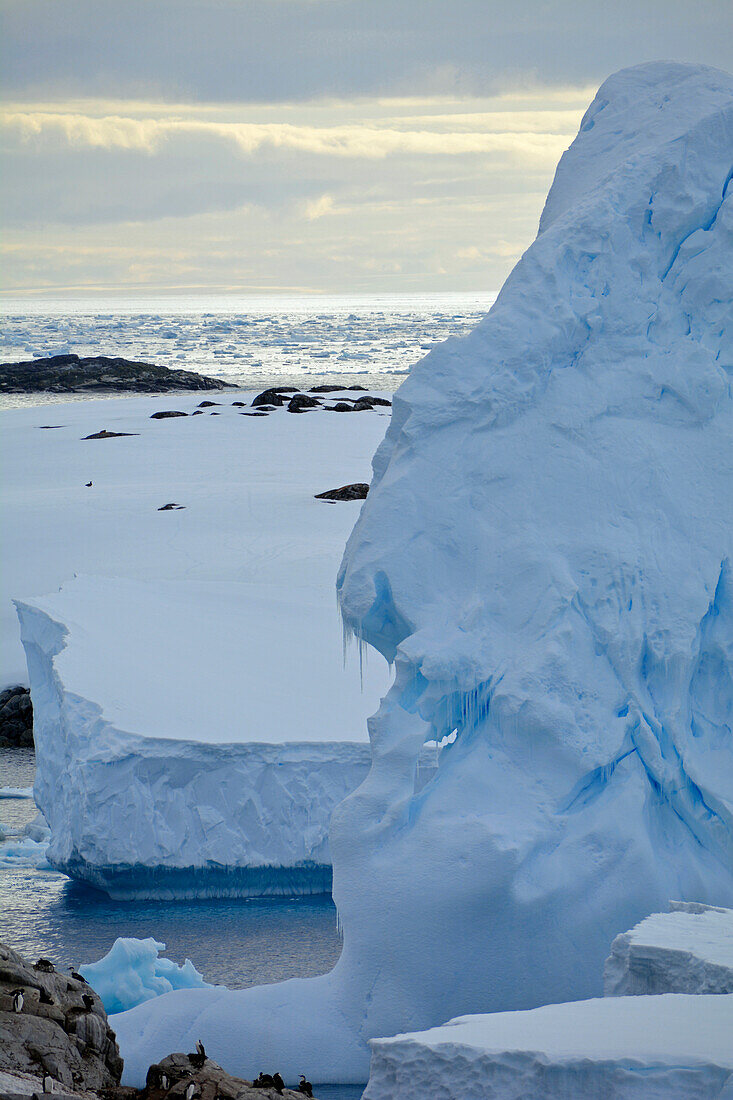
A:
[[298, 1075, 313, 1097], [184, 1080, 196, 1100], [272, 1072, 285, 1095], [69, 968, 87, 983], [11, 988, 24, 1013], [34, 958, 54, 973], [188, 1039, 206, 1068], [160, 1072, 169, 1091], [39, 987, 54, 1005], [82, 993, 94, 1010], [254, 1073, 274, 1088]]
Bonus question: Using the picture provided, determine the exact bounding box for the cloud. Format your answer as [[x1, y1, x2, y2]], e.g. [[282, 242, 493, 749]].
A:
[[304, 193, 335, 219], [2, 108, 573, 165]]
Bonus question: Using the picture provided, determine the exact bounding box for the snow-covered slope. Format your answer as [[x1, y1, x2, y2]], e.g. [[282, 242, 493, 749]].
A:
[[114, 62, 733, 1083], [604, 901, 733, 995], [4, 393, 392, 896], [364, 996, 733, 1100]]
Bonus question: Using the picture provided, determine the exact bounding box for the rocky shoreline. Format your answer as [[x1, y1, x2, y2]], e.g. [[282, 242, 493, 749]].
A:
[[0, 943, 318, 1100], [0, 356, 234, 395]]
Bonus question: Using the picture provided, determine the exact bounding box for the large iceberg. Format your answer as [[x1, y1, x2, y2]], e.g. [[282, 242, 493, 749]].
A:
[[6, 394, 392, 897], [114, 61, 733, 1084]]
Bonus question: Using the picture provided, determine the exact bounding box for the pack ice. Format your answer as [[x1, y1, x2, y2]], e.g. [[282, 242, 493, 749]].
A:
[[114, 60, 733, 1084], [5, 393, 391, 897]]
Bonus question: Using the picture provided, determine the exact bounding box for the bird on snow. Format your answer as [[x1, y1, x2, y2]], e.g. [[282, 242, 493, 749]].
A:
[[298, 1075, 313, 1097], [86, 481, 93, 487], [11, 989, 24, 1013]]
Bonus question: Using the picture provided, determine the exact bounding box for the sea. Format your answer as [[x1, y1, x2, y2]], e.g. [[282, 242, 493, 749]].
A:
[[0, 292, 491, 1096]]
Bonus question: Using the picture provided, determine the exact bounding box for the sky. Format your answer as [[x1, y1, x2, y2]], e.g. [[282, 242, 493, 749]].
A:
[[1, 0, 731, 298]]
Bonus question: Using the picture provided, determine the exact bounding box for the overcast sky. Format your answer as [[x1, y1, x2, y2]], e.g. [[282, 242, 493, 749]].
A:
[[1, 0, 731, 297]]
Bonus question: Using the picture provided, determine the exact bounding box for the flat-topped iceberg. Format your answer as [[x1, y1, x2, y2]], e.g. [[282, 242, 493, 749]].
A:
[[363, 995, 733, 1100], [8, 394, 392, 897], [604, 901, 733, 996], [112, 61, 733, 1083]]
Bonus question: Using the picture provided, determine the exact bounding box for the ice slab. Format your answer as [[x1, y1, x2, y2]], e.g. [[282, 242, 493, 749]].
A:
[[604, 902, 733, 995], [79, 938, 212, 1015], [364, 996, 733, 1100]]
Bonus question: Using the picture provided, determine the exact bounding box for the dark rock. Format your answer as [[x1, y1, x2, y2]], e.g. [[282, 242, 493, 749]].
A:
[[150, 411, 187, 420], [252, 389, 287, 407], [0, 355, 235, 395], [231, 401, 246, 407], [241, 412, 269, 417], [315, 483, 369, 501], [0, 942, 123, 1094], [38, 424, 65, 429], [351, 398, 374, 411], [346, 385, 367, 390], [158, 503, 185, 511], [192, 410, 204, 415], [308, 385, 344, 393], [197, 401, 220, 408], [371, 397, 392, 406], [0, 687, 33, 748], [143, 1052, 311, 1099], [324, 403, 354, 412], [287, 395, 321, 413], [83, 430, 139, 439]]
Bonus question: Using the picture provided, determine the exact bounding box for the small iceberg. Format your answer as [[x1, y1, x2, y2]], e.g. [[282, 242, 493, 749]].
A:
[[0, 786, 34, 799], [79, 937, 214, 1015]]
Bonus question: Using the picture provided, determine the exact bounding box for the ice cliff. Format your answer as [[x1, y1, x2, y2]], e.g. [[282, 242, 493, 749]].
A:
[[114, 62, 733, 1084]]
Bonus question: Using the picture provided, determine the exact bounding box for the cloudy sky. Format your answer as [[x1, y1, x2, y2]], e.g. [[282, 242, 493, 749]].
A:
[[1, 0, 731, 297]]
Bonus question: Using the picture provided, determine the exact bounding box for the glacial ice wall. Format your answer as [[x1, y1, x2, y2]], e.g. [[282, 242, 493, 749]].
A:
[[113, 63, 733, 1084]]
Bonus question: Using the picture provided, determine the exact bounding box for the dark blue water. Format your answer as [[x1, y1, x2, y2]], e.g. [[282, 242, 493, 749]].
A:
[[1, 751, 364, 1098]]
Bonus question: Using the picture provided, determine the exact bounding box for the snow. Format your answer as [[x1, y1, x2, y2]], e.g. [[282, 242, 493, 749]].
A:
[[79, 938, 212, 1015], [604, 902, 733, 995], [75, 62, 733, 1084], [363, 996, 733, 1100], [4, 391, 393, 896]]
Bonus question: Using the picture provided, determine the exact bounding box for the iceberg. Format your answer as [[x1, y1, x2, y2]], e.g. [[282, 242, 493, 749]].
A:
[[8, 395, 392, 898], [363, 996, 733, 1100], [604, 901, 733, 996], [113, 61, 733, 1084], [79, 938, 213, 1016]]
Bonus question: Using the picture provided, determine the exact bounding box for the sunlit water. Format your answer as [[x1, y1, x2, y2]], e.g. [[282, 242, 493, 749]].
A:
[[0, 292, 491, 409]]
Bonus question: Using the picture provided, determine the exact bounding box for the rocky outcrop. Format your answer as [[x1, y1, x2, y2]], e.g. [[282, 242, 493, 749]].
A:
[[143, 1053, 314, 1099], [0, 687, 33, 747], [315, 484, 369, 502], [0, 356, 234, 395], [0, 943, 123, 1094]]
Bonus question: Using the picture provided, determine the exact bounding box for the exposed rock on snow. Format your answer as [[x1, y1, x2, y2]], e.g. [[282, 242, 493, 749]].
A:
[[363, 996, 733, 1100], [315, 484, 370, 501], [112, 61, 733, 1085], [0, 941, 123, 1093], [0, 354, 234, 394], [604, 902, 733, 995]]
